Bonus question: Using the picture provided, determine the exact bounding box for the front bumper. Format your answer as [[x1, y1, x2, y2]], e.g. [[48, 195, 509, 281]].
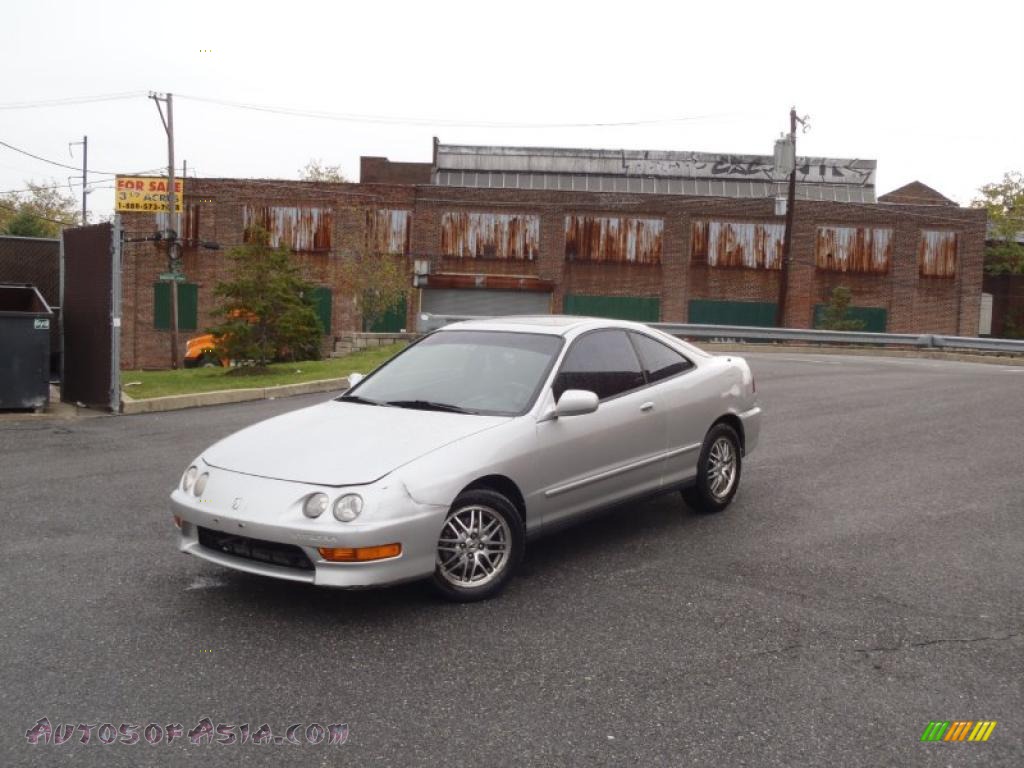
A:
[[171, 465, 447, 588]]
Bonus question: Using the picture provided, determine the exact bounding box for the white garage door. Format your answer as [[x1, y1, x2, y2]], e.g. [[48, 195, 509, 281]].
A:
[[421, 289, 551, 317]]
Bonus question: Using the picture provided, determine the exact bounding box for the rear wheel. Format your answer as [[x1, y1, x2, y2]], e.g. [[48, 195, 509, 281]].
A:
[[682, 423, 742, 514], [431, 489, 524, 602]]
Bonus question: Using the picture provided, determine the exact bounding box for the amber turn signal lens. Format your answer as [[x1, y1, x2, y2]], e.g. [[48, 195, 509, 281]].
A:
[[318, 543, 402, 562], [172, 515, 183, 529]]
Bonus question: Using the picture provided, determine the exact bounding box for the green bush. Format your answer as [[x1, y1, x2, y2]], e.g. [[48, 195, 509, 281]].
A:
[[209, 227, 322, 369]]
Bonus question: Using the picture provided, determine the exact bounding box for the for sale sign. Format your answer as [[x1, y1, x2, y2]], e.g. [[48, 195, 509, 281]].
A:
[[115, 176, 184, 213]]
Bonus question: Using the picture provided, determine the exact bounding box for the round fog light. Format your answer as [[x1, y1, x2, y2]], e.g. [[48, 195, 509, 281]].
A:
[[303, 493, 329, 518], [193, 473, 209, 496], [182, 466, 198, 491], [333, 494, 363, 522]]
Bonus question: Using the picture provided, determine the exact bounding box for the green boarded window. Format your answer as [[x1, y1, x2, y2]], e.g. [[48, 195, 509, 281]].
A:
[[688, 299, 777, 327], [153, 283, 198, 331], [812, 304, 887, 333], [563, 294, 661, 322], [364, 294, 408, 333], [310, 286, 332, 334]]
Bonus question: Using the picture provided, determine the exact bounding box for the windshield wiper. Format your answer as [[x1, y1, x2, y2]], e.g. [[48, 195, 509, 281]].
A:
[[385, 399, 474, 414], [337, 394, 383, 406]]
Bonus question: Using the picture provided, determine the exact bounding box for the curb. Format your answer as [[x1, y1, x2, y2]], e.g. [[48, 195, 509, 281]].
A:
[[121, 377, 349, 415]]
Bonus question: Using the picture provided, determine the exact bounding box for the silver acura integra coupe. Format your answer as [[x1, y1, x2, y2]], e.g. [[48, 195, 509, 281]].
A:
[[171, 316, 761, 601]]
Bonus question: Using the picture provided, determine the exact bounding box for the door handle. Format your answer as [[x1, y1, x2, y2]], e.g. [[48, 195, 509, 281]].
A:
[[640, 402, 655, 412]]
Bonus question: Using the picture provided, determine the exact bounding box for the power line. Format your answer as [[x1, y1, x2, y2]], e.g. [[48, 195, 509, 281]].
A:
[[0, 139, 116, 174], [177, 93, 747, 129], [0, 180, 113, 196], [0, 139, 170, 178], [0, 92, 146, 110]]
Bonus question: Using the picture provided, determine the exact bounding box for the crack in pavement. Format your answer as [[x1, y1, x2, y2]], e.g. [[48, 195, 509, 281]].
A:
[[732, 629, 1024, 662], [855, 629, 1024, 654]]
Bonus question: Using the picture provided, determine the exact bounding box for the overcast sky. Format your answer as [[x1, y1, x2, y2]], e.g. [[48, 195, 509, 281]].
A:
[[3, 0, 1021, 220]]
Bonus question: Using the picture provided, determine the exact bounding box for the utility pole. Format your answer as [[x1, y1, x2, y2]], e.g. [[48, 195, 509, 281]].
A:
[[150, 92, 182, 368], [69, 136, 88, 224], [80, 136, 87, 225], [775, 107, 809, 328]]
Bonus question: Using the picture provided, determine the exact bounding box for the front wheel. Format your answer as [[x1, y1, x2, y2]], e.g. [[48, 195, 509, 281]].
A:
[[431, 489, 524, 602], [682, 423, 742, 514]]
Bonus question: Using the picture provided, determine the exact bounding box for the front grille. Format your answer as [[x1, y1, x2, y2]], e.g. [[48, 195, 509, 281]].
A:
[[197, 527, 314, 571]]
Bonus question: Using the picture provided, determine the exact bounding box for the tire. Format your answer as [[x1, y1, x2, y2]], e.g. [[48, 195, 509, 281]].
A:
[[199, 352, 222, 368], [431, 489, 524, 602], [682, 422, 742, 514]]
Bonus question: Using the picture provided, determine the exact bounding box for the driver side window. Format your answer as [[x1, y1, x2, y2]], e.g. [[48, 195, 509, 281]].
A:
[[553, 330, 645, 401]]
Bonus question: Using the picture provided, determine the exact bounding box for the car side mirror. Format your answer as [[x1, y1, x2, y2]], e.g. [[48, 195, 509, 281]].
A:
[[554, 389, 599, 417], [346, 372, 364, 389]]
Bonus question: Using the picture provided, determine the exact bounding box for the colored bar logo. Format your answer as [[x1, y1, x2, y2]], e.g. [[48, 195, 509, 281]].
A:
[[920, 721, 997, 742]]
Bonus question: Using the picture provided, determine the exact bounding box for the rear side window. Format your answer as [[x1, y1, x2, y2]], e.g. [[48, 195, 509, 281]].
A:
[[553, 330, 645, 401], [630, 332, 694, 383]]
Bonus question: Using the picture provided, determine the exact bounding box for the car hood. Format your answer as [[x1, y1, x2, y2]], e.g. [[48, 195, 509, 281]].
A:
[[202, 400, 508, 486]]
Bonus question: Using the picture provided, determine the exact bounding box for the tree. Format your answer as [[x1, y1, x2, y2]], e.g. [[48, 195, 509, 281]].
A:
[[209, 227, 322, 370], [0, 179, 78, 237], [299, 159, 347, 183], [338, 251, 409, 332], [819, 286, 866, 331], [2, 209, 54, 238], [971, 171, 1024, 275]]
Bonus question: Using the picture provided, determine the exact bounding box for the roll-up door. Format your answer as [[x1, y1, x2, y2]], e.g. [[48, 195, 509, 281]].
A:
[[421, 288, 551, 317]]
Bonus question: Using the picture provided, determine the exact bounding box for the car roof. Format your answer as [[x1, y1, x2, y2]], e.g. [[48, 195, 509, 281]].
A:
[[439, 315, 648, 336]]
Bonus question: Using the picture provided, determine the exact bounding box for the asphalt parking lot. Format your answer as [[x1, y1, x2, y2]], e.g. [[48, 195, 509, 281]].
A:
[[2, 352, 1022, 767]]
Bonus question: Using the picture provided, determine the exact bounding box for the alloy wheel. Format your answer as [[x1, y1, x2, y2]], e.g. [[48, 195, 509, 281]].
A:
[[436, 505, 511, 588], [707, 436, 737, 499]]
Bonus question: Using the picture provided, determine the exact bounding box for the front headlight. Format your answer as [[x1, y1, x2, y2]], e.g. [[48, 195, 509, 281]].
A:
[[333, 494, 363, 522], [182, 466, 198, 492], [193, 472, 209, 496], [303, 493, 329, 519]]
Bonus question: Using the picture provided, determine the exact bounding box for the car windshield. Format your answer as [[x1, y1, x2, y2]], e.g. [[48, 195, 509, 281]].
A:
[[341, 330, 563, 416]]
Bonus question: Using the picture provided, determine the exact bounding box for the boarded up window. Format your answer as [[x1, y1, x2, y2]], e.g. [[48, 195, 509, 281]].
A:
[[440, 211, 539, 260], [242, 205, 332, 252], [367, 209, 411, 255], [565, 215, 663, 264], [815, 226, 892, 274], [919, 230, 957, 278], [182, 203, 201, 245], [691, 220, 783, 270], [153, 283, 198, 331]]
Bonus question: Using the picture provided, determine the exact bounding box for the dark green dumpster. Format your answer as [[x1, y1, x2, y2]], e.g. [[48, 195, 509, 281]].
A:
[[0, 283, 54, 411]]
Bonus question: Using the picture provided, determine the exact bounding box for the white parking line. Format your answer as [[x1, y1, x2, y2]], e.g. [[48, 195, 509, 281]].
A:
[[767, 356, 841, 365]]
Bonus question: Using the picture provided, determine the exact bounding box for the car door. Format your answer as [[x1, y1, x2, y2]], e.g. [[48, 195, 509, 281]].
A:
[[628, 331, 705, 487], [532, 329, 668, 529]]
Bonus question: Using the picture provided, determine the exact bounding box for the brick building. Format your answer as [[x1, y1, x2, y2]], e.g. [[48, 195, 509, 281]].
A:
[[117, 141, 986, 370]]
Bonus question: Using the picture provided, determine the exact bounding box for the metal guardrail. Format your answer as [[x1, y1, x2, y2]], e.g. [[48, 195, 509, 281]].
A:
[[416, 313, 1024, 355]]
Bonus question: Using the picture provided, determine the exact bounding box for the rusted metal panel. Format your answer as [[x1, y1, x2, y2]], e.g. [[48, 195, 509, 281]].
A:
[[367, 209, 411, 255], [919, 230, 958, 277], [564, 215, 663, 264], [815, 226, 892, 274], [182, 203, 201, 245], [691, 220, 784, 270], [242, 205, 332, 251], [440, 211, 539, 260]]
